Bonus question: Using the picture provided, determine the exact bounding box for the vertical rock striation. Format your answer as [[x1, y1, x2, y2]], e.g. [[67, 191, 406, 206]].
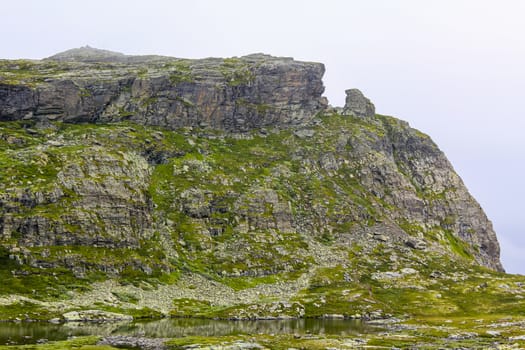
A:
[[0, 51, 327, 132]]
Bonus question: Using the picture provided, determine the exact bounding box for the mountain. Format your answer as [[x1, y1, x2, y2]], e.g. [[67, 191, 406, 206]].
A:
[[45, 45, 127, 62], [0, 49, 519, 325]]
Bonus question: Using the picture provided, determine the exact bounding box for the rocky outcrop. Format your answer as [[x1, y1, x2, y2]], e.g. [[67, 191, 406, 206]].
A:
[[98, 336, 168, 350], [0, 50, 327, 132], [352, 116, 502, 270], [62, 310, 133, 322], [1, 149, 152, 249], [342, 88, 375, 118]]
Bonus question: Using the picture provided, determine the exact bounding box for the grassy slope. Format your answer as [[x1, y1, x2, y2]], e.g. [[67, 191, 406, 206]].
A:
[[0, 115, 523, 326]]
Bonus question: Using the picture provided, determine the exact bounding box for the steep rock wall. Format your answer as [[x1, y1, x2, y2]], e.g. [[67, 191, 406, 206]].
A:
[[0, 54, 326, 132]]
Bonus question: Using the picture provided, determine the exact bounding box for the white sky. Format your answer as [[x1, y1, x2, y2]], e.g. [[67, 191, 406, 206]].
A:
[[2, 0, 524, 273]]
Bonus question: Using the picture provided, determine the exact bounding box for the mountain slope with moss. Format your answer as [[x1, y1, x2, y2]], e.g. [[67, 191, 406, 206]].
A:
[[0, 48, 516, 324]]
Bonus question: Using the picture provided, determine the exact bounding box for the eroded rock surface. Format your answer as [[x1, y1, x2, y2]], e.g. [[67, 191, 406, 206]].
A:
[[0, 50, 327, 132], [342, 88, 375, 118]]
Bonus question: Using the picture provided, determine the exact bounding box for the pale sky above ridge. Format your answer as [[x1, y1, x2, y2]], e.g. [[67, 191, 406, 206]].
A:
[[1, 0, 524, 273]]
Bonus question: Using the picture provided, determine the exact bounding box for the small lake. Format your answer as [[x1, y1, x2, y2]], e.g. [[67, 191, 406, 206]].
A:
[[0, 318, 377, 345]]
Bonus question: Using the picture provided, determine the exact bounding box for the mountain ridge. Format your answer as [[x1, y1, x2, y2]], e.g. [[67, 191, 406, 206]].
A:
[[0, 48, 511, 325]]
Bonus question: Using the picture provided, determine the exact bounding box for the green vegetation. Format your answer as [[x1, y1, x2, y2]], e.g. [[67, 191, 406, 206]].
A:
[[0, 301, 63, 321], [220, 58, 255, 86], [1, 55, 521, 350], [0, 60, 66, 86], [0, 337, 117, 350], [165, 60, 194, 84], [0, 112, 519, 330]]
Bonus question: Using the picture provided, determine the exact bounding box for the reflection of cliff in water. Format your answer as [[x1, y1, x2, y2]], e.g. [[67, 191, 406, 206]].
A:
[[0, 321, 130, 345], [126, 318, 373, 338], [0, 318, 376, 345]]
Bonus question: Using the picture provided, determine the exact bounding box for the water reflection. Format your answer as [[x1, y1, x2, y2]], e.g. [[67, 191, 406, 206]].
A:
[[124, 318, 372, 338], [0, 318, 376, 345]]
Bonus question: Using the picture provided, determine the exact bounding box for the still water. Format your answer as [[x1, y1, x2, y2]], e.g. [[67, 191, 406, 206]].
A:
[[0, 318, 377, 345]]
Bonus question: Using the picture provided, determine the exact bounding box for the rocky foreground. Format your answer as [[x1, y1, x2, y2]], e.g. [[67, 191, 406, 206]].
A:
[[0, 47, 521, 349]]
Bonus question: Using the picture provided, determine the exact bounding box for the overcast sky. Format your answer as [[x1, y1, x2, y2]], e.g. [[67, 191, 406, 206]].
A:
[[1, 0, 524, 273]]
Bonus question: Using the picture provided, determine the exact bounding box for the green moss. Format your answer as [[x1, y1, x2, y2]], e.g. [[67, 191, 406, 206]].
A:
[[136, 67, 148, 77], [166, 60, 194, 84], [111, 291, 139, 304], [0, 60, 66, 86], [443, 229, 474, 260], [0, 301, 63, 321], [141, 97, 158, 107], [94, 304, 163, 319], [397, 219, 424, 236], [170, 298, 217, 318], [0, 113, 521, 327], [79, 88, 91, 98], [117, 106, 134, 117], [220, 58, 255, 86], [0, 336, 117, 350], [166, 335, 244, 348]]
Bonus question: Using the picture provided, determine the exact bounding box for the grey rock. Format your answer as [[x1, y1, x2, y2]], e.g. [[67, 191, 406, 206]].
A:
[[342, 89, 375, 118], [430, 271, 444, 279], [400, 267, 417, 275], [293, 129, 315, 138], [486, 330, 501, 336], [1, 53, 327, 132], [98, 336, 168, 350], [405, 239, 427, 250], [374, 234, 389, 242], [322, 314, 345, 319], [62, 310, 133, 322]]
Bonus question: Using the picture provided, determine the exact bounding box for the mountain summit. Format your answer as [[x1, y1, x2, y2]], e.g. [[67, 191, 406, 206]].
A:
[[46, 45, 126, 62]]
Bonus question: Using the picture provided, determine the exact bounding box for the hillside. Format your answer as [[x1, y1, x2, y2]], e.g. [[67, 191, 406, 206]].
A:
[[1, 49, 522, 333]]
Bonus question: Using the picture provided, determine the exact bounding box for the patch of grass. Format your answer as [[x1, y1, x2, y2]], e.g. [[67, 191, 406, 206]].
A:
[[220, 58, 255, 86], [0, 336, 118, 350], [166, 60, 194, 84], [0, 60, 68, 86], [170, 298, 218, 318], [443, 229, 474, 260], [0, 301, 63, 321], [166, 335, 244, 348], [94, 304, 163, 319], [0, 254, 95, 300], [111, 291, 139, 304]]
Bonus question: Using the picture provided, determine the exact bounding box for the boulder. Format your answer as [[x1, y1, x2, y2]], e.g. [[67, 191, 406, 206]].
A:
[[62, 310, 133, 322]]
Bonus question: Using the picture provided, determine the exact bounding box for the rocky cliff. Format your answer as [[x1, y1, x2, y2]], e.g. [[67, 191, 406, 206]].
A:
[[0, 48, 508, 322], [0, 49, 326, 132]]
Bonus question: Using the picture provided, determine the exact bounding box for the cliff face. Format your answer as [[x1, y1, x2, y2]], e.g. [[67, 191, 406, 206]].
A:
[[0, 52, 326, 132], [0, 49, 506, 319]]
